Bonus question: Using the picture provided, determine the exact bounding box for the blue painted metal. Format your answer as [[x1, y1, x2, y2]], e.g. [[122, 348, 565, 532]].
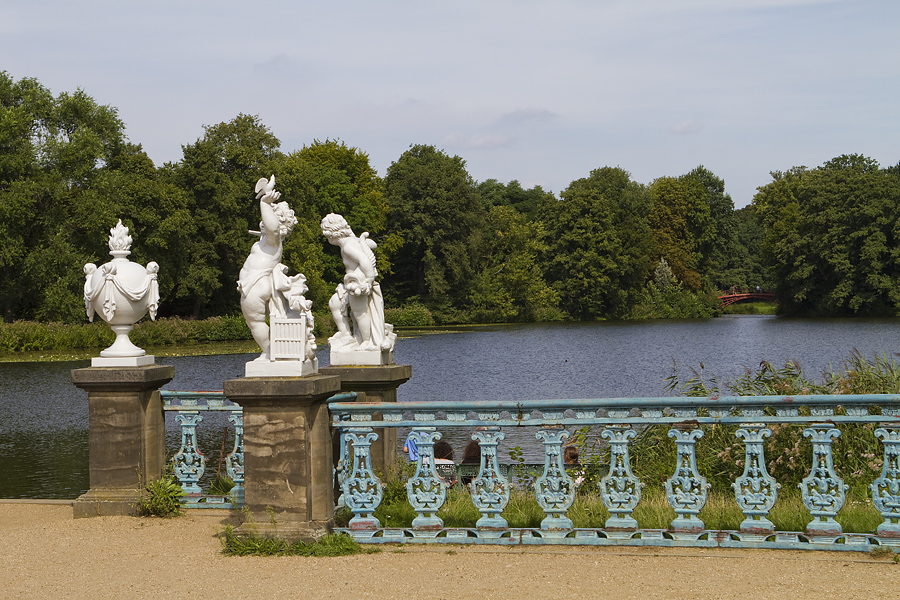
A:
[[872, 427, 900, 537], [171, 410, 206, 496], [329, 393, 900, 552], [225, 410, 245, 506], [801, 425, 847, 535], [406, 428, 448, 532], [470, 427, 510, 533], [665, 428, 709, 534], [600, 426, 643, 530], [341, 427, 383, 532], [162, 391, 239, 508], [534, 427, 575, 533], [733, 425, 779, 534]]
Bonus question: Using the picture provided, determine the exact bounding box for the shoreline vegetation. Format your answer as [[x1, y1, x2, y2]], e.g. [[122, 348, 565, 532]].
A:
[[0, 299, 778, 361]]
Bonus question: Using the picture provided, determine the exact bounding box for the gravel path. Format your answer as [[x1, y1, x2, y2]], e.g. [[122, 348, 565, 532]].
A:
[[1, 502, 899, 599]]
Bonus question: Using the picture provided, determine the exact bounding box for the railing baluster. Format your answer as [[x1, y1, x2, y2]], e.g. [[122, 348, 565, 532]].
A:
[[225, 410, 244, 505], [406, 428, 447, 531], [535, 427, 575, 533], [600, 426, 643, 530], [733, 425, 779, 535], [470, 427, 510, 532], [666, 427, 709, 534], [172, 411, 206, 496], [341, 427, 383, 531], [872, 427, 900, 537], [801, 425, 847, 536]]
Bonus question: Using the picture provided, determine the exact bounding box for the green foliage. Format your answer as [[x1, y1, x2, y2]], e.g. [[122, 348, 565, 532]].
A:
[[138, 473, 185, 517], [383, 145, 485, 307], [161, 113, 281, 318], [208, 475, 235, 496], [538, 167, 654, 319], [630, 282, 721, 319], [0, 315, 250, 354], [221, 529, 374, 557], [754, 155, 900, 316], [384, 303, 435, 327], [468, 205, 562, 323]]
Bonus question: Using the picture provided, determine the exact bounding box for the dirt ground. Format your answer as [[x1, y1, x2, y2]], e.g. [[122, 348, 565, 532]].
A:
[[1, 501, 899, 600]]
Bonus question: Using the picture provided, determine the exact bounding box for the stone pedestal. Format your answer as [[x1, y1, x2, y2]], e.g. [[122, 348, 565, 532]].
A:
[[70, 365, 174, 518], [320, 364, 411, 477], [224, 375, 341, 542]]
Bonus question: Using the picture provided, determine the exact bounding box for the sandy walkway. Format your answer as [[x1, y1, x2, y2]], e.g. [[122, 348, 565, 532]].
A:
[[1, 502, 898, 600]]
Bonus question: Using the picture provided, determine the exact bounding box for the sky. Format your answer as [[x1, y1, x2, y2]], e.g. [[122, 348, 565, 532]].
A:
[[2, 0, 897, 208]]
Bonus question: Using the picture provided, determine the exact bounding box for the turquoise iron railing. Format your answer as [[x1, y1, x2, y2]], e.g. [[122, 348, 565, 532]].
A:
[[328, 394, 900, 551], [161, 391, 244, 508]]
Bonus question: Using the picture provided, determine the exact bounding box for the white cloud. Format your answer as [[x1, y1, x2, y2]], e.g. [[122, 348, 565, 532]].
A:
[[671, 120, 705, 135], [442, 133, 514, 150]]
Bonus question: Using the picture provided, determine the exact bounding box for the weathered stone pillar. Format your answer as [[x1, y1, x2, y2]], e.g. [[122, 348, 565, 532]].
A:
[[320, 364, 411, 477], [70, 365, 174, 518], [224, 374, 341, 542]]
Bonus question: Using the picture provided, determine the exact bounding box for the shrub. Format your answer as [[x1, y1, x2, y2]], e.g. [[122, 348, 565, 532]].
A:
[[138, 474, 185, 517]]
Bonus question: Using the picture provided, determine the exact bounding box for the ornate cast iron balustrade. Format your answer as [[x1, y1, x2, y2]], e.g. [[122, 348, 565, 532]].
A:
[[161, 391, 244, 509], [329, 394, 900, 551]]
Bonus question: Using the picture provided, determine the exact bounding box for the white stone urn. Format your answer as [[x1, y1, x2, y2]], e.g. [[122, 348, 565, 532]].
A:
[[83, 220, 159, 366]]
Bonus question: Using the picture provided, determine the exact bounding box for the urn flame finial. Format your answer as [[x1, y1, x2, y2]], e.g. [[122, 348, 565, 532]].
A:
[[108, 220, 133, 255]]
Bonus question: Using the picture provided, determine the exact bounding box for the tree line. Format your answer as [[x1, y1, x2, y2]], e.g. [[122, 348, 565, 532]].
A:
[[2, 72, 897, 325]]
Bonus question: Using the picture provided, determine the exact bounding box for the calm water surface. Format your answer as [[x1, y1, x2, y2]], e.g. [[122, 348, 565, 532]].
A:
[[2, 316, 899, 498]]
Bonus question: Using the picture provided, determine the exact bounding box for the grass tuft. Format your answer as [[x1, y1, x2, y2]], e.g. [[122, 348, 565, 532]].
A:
[[221, 528, 379, 557]]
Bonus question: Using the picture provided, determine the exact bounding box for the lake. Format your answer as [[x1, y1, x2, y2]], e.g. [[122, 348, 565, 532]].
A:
[[2, 315, 899, 498]]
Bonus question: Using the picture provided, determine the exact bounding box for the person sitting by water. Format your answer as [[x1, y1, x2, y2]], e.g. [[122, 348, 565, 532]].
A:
[[564, 444, 585, 488], [433, 440, 457, 486], [460, 440, 481, 488]]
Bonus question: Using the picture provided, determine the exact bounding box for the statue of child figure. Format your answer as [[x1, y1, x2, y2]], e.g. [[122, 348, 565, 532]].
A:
[[238, 176, 315, 363], [321, 213, 395, 360]]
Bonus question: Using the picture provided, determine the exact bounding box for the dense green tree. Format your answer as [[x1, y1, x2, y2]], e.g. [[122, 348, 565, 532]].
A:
[[754, 155, 900, 315], [383, 145, 485, 308], [0, 72, 128, 322], [538, 167, 654, 319], [648, 176, 699, 289], [267, 139, 396, 309], [162, 114, 281, 317], [648, 166, 743, 292], [476, 179, 553, 220], [467, 205, 560, 322]]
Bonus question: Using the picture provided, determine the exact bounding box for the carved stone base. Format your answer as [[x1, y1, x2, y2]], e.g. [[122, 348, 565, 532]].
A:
[[91, 355, 155, 367], [329, 348, 392, 366], [245, 358, 318, 377], [224, 374, 341, 543], [73, 488, 141, 518]]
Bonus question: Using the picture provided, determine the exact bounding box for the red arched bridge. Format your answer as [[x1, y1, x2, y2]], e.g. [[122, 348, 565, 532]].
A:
[[718, 292, 776, 307]]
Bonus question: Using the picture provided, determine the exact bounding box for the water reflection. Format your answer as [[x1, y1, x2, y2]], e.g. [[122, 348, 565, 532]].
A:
[[2, 316, 899, 498]]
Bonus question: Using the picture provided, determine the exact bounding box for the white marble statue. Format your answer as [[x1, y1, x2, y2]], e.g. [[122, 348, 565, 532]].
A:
[[238, 175, 317, 376], [83, 220, 160, 367], [321, 213, 396, 365]]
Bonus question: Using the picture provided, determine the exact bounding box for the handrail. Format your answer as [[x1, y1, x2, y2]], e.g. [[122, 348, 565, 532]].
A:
[[329, 393, 900, 551], [328, 394, 900, 426]]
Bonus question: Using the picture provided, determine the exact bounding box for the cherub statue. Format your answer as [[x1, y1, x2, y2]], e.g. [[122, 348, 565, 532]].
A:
[[321, 213, 395, 354], [237, 175, 308, 361]]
